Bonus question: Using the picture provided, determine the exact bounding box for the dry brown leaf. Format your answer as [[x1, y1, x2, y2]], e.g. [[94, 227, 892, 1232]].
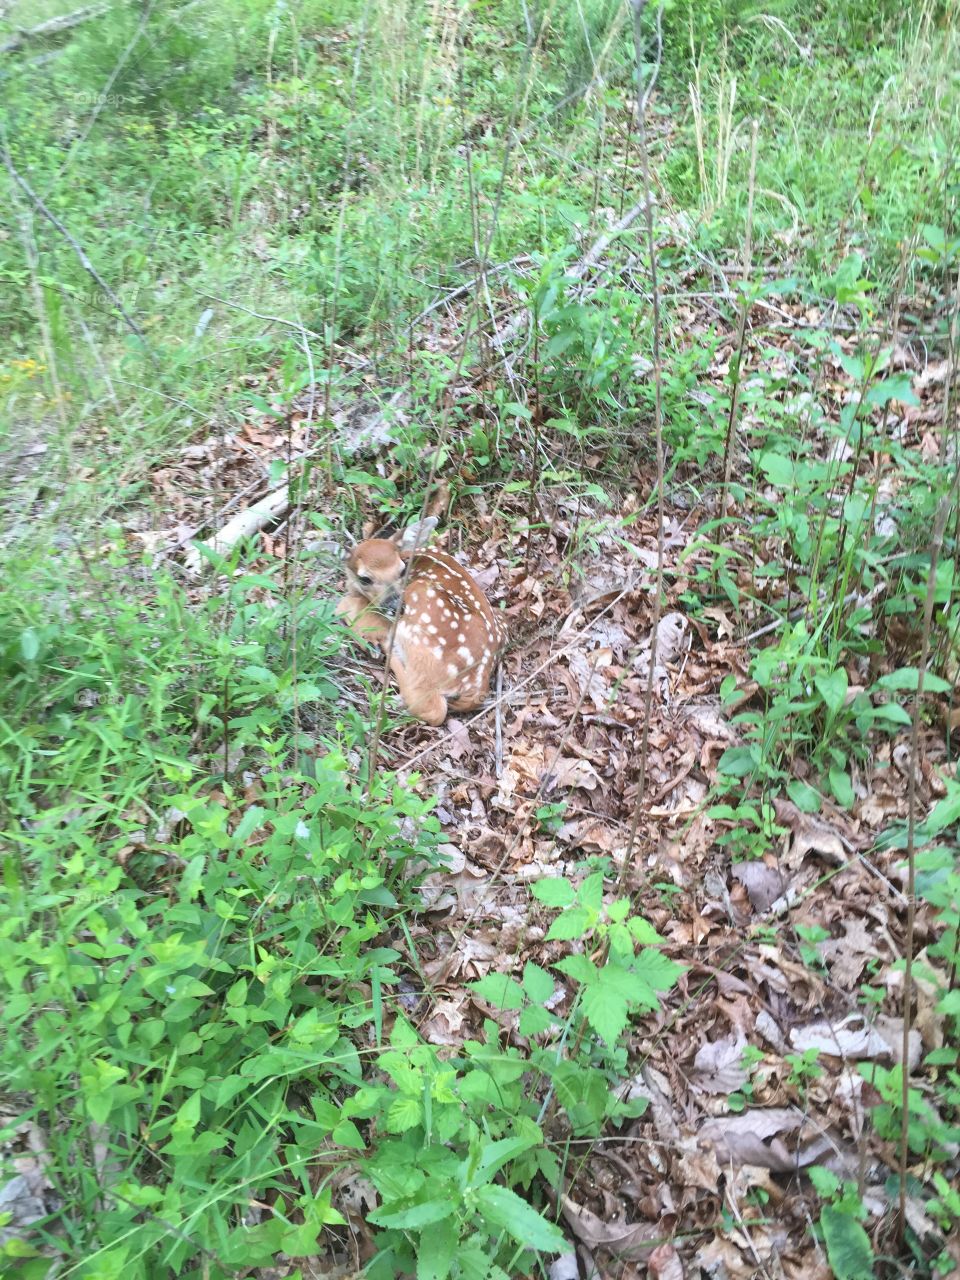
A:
[[789, 1012, 891, 1060], [647, 1242, 684, 1280], [691, 1031, 749, 1096], [559, 1195, 665, 1258], [698, 1109, 836, 1172], [772, 796, 847, 867]]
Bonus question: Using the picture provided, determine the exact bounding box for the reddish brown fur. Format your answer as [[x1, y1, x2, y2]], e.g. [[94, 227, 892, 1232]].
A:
[[337, 530, 501, 726]]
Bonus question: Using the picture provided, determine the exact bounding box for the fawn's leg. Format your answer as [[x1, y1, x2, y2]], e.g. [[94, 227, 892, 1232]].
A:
[[337, 594, 389, 645], [390, 657, 448, 725]]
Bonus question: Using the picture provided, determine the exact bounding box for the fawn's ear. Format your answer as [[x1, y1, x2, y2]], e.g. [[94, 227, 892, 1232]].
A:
[[394, 517, 438, 553]]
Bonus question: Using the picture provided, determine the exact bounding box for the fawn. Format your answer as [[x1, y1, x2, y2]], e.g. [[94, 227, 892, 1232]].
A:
[[337, 519, 501, 725]]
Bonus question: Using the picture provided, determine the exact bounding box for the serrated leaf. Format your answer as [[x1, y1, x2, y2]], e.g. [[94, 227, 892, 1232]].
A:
[[370, 1197, 455, 1229], [554, 953, 597, 985], [519, 1006, 555, 1036], [531, 878, 575, 908], [386, 1093, 422, 1133], [545, 906, 591, 942], [468, 973, 525, 1011], [581, 983, 629, 1044], [522, 962, 554, 1004], [473, 1133, 542, 1183], [474, 1185, 566, 1253], [630, 949, 684, 1008]]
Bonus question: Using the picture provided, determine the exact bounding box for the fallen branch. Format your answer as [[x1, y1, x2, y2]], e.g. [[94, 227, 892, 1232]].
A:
[[183, 485, 290, 574], [0, 3, 109, 55]]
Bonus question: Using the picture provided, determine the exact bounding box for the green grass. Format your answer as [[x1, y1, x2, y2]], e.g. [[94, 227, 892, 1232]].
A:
[[2, 0, 959, 1275]]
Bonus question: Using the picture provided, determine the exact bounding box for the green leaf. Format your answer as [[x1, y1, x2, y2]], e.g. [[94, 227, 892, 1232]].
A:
[[531, 878, 575, 908], [820, 1206, 874, 1280], [521, 962, 554, 1004], [416, 1215, 458, 1280], [474, 1185, 566, 1254], [630, 949, 684, 1008], [545, 906, 591, 942], [519, 1006, 555, 1036], [386, 1094, 422, 1133], [828, 768, 855, 809], [19, 628, 39, 661], [758, 451, 794, 487], [875, 667, 951, 694], [332, 1119, 365, 1150], [716, 746, 757, 778], [786, 779, 821, 813], [370, 1197, 455, 1229], [926, 785, 960, 835], [815, 669, 848, 717], [581, 982, 629, 1044], [864, 703, 912, 726], [554, 953, 596, 985], [864, 374, 919, 408], [226, 977, 248, 1006], [468, 973, 525, 1011], [473, 1132, 542, 1184]]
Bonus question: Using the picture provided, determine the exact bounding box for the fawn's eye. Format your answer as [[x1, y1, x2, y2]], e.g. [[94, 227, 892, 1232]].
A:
[[356, 570, 373, 583]]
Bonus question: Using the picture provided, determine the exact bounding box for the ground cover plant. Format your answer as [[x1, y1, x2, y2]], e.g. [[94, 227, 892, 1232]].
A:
[[1, 0, 959, 1277]]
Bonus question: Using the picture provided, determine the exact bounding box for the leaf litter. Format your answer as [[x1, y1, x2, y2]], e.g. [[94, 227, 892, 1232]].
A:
[[98, 196, 960, 1280]]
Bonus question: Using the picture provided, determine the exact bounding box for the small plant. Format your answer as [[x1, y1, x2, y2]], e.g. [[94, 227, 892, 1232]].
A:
[[809, 1167, 875, 1280]]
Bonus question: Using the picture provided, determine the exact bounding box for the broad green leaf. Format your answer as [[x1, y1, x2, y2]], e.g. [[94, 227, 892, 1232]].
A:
[[786, 779, 821, 813], [828, 768, 855, 809], [416, 1215, 458, 1280], [815, 669, 848, 717], [519, 1006, 555, 1036], [758, 451, 794, 487], [19, 628, 39, 661], [820, 1206, 874, 1280], [554, 953, 597, 985], [226, 977, 248, 1007], [473, 1132, 542, 1183], [522, 961, 555, 1004], [370, 1197, 455, 1230], [864, 374, 919, 407], [864, 703, 912, 726], [926, 784, 960, 835], [531, 878, 575, 908], [581, 983, 629, 1044], [545, 906, 591, 942], [631, 949, 684, 1008], [579, 871, 604, 912], [386, 1094, 422, 1133], [468, 973, 525, 1011], [717, 746, 757, 778], [474, 1185, 566, 1253], [875, 667, 951, 694]]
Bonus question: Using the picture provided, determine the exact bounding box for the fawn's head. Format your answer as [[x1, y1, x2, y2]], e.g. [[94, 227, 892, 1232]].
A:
[[344, 518, 438, 618]]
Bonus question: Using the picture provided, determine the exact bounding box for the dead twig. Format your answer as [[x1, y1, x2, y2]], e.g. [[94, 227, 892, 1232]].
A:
[[1, 149, 150, 349], [0, 3, 108, 54]]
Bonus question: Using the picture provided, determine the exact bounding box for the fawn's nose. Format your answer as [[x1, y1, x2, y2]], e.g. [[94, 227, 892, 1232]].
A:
[[379, 586, 402, 618]]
